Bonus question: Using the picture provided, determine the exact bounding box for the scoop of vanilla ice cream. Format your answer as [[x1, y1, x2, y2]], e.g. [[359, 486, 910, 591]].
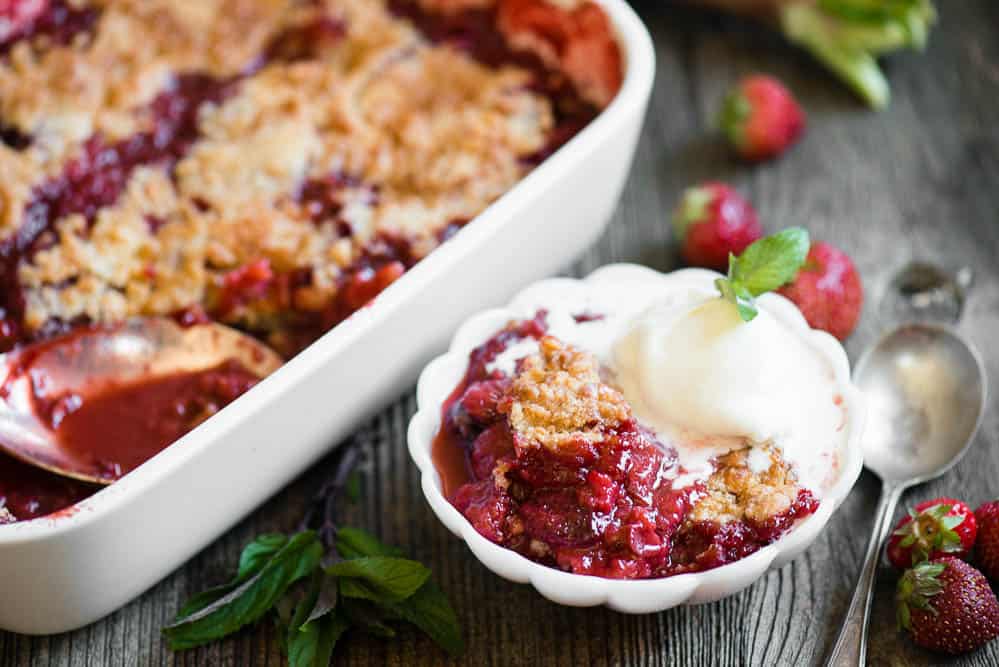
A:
[[614, 295, 842, 490]]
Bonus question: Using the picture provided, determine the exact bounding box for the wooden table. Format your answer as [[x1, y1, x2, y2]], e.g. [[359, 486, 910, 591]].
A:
[[3, 1, 999, 665]]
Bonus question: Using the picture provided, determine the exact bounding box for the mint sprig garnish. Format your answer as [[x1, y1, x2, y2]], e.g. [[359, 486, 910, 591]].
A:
[[163, 438, 463, 662], [715, 227, 810, 322]]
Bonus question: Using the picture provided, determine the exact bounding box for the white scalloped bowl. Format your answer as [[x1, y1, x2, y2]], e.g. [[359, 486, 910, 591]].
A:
[[408, 264, 866, 613]]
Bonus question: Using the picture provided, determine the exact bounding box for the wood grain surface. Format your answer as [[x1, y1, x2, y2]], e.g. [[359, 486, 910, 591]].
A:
[[3, 1, 999, 665]]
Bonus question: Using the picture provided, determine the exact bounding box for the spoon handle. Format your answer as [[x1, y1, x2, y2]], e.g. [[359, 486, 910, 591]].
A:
[[825, 482, 906, 667]]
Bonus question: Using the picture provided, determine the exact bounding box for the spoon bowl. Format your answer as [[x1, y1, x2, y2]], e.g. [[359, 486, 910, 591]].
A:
[[826, 323, 987, 666], [856, 323, 987, 484], [0, 318, 283, 485]]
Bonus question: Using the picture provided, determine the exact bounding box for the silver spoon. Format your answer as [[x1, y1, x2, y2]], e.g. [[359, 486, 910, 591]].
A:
[[826, 323, 987, 666], [0, 317, 282, 485]]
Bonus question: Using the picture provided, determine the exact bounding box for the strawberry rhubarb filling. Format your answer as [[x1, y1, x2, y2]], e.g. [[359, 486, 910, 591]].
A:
[[433, 269, 848, 578], [0, 0, 622, 522]]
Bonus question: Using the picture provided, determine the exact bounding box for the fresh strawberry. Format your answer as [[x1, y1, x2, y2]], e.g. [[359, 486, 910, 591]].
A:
[[719, 74, 805, 161], [0, 0, 48, 42], [777, 241, 863, 340], [671, 182, 763, 271], [896, 557, 999, 655], [974, 500, 999, 582], [886, 498, 977, 570]]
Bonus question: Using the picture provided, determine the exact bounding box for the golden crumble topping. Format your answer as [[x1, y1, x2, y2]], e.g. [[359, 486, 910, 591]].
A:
[[0, 0, 619, 349], [687, 446, 801, 526], [502, 336, 631, 453], [0, 0, 290, 154]]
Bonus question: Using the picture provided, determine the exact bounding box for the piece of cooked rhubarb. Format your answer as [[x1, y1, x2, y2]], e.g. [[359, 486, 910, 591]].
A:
[[686, 0, 937, 109]]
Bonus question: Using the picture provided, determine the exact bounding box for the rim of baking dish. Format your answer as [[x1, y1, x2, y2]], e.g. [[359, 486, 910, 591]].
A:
[[0, 0, 656, 542], [407, 265, 866, 613]]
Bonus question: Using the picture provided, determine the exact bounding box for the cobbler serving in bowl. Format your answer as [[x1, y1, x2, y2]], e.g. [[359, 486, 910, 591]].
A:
[[413, 265, 864, 591], [0, 0, 623, 522]]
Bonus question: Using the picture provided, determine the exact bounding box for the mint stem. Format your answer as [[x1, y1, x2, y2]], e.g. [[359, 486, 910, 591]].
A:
[[298, 432, 367, 561]]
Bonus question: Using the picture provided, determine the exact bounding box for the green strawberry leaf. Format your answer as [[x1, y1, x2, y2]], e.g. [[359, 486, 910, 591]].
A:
[[671, 186, 715, 240], [715, 228, 810, 322]]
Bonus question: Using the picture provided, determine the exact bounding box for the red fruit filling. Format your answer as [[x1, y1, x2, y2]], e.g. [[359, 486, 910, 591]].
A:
[[0, 0, 97, 56], [433, 314, 820, 579], [0, 2, 620, 522]]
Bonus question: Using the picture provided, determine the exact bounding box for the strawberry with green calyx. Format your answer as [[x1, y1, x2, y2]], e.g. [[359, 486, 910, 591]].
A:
[[886, 498, 977, 571], [672, 183, 763, 271], [714, 227, 810, 322], [719, 75, 805, 161], [896, 557, 999, 655], [974, 501, 999, 582]]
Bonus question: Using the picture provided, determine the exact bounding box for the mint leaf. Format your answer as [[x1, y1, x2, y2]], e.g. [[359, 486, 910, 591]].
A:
[[715, 276, 757, 322], [305, 573, 339, 625], [338, 577, 388, 604], [336, 527, 403, 559], [238, 533, 289, 579], [731, 227, 810, 296], [716, 228, 810, 322], [175, 533, 290, 620], [287, 573, 325, 667], [325, 557, 430, 601], [175, 584, 240, 622], [164, 531, 323, 650], [339, 575, 464, 656], [289, 606, 350, 667], [342, 598, 396, 638], [390, 580, 464, 656]]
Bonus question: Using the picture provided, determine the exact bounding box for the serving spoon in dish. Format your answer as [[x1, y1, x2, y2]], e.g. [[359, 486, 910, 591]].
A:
[[826, 323, 987, 666], [0, 318, 282, 485]]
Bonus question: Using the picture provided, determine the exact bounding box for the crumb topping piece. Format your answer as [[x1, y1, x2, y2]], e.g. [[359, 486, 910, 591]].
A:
[[687, 446, 800, 526], [502, 336, 630, 453], [1, 0, 570, 341]]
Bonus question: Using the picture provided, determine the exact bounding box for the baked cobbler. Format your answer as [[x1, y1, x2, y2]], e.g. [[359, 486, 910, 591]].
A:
[[433, 281, 847, 578], [0, 0, 621, 357], [0, 0, 622, 522]]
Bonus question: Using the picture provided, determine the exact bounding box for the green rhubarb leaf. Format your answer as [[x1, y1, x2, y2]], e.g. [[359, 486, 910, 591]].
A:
[[779, 1, 936, 109]]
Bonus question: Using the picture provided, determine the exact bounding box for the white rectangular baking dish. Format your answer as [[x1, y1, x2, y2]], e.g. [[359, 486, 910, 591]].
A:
[[0, 0, 655, 634]]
